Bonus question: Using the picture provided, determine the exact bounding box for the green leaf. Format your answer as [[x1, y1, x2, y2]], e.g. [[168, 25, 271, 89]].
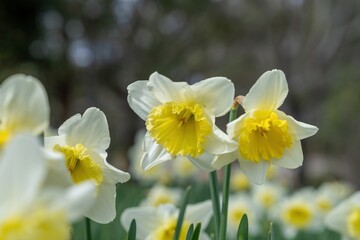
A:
[[190, 223, 202, 240], [173, 186, 192, 240], [126, 219, 136, 240], [186, 224, 194, 240], [236, 214, 248, 240]]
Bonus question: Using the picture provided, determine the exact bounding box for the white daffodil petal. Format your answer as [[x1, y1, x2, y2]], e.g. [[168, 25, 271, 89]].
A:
[[44, 135, 67, 150], [212, 150, 238, 169], [120, 206, 166, 239], [0, 135, 45, 216], [204, 126, 238, 155], [226, 114, 246, 138], [190, 77, 234, 117], [188, 152, 215, 172], [43, 149, 73, 188], [185, 200, 213, 229], [61, 107, 111, 151], [52, 181, 96, 222], [242, 69, 288, 112], [58, 113, 81, 135], [127, 80, 161, 120], [141, 133, 173, 170], [272, 140, 303, 169], [87, 150, 130, 184], [103, 161, 131, 183], [239, 158, 269, 185], [0, 74, 49, 134], [279, 112, 319, 140], [85, 183, 116, 224], [148, 72, 190, 103]]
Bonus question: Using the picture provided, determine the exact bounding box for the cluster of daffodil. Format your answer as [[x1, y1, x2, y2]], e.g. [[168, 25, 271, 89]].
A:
[[125, 69, 323, 240], [0, 74, 130, 239], [2, 69, 358, 240]]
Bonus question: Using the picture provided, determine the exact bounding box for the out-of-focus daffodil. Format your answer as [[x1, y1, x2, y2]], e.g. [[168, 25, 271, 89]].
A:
[[45, 107, 130, 224], [252, 182, 285, 214], [0, 74, 49, 149], [141, 185, 182, 207], [121, 201, 212, 240], [127, 72, 237, 172], [325, 192, 360, 240], [213, 69, 318, 184], [0, 135, 95, 240]]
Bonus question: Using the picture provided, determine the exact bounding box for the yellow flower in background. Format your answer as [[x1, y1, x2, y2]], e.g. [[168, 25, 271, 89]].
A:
[[213, 69, 318, 184], [325, 192, 360, 240], [0, 135, 95, 240], [121, 201, 212, 240], [0, 74, 49, 149], [140, 185, 182, 207], [45, 107, 130, 224], [127, 72, 237, 172]]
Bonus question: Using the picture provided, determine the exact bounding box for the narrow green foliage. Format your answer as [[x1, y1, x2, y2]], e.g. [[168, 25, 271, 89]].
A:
[[85, 217, 92, 240], [186, 224, 194, 240], [173, 186, 192, 240], [219, 106, 238, 240], [190, 223, 202, 240], [126, 219, 137, 240], [209, 171, 220, 240], [268, 222, 273, 240], [236, 214, 248, 240]]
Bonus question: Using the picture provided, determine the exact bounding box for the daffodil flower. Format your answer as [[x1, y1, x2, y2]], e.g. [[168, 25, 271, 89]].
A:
[[0, 74, 49, 149], [271, 188, 321, 238], [325, 192, 360, 240], [45, 107, 130, 223], [0, 135, 95, 240], [140, 184, 182, 207], [127, 72, 237, 171], [213, 69, 318, 184], [121, 200, 212, 240]]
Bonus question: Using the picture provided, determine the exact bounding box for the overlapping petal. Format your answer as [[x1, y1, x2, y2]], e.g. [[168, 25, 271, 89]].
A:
[[0, 74, 50, 135], [242, 70, 288, 112], [191, 77, 235, 117]]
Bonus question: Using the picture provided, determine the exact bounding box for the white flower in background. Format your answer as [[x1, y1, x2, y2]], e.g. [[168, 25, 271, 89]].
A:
[[252, 182, 286, 216], [230, 167, 251, 192], [45, 107, 130, 223], [0, 135, 95, 240], [319, 181, 354, 203], [325, 192, 360, 240], [141, 185, 182, 207], [127, 72, 237, 171], [273, 188, 320, 238], [227, 193, 260, 238], [213, 69, 318, 184], [121, 200, 212, 240], [0, 74, 49, 149]]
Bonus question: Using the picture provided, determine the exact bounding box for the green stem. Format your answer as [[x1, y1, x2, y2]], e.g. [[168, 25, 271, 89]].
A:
[[219, 106, 238, 240], [209, 171, 220, 240], [85, 217, 92, 240], [173, 186, 192, 240]]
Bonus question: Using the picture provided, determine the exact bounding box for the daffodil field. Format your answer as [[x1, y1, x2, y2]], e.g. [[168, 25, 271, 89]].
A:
[[0, 70, 358, 240]]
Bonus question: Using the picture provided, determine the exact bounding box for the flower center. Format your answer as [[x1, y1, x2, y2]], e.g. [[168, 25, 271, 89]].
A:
[[282, 202, 313, 228], [258, 191, 275, 208], [0, 209, 70, 240], [238, 110, 293, 162], [316, 198, 332, 213], [228, 206, 248, 228], [53, 144, 103, 186], [146, 102, 212, 157], [153, 218, 189, 240], [347, 208, 360, 238]]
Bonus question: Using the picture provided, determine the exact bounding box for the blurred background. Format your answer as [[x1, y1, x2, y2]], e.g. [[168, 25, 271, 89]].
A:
[[1, 0, 360, 187]]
